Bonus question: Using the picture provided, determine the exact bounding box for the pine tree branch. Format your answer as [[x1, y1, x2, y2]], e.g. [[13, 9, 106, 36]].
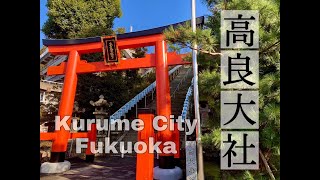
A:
[[181, 42, 222, 56], [270, 162, 278, 171], [259, 149, 276, 180], [261, 41, 280, 54], [224, 0, 228, 10]]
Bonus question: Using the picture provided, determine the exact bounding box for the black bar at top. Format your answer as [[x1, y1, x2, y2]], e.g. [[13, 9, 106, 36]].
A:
[[43, 16, 205, 46]]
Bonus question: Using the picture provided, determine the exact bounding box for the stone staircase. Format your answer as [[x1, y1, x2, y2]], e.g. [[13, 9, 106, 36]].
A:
[[109, 65, 193, 158], [170, 65, 193, 117], [148, 65, 193, 112]]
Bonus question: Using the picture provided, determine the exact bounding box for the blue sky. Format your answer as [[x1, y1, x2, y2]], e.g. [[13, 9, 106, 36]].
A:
[[40, 0, 211, 48]]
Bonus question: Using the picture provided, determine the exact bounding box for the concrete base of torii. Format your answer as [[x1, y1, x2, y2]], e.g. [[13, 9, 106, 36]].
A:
[[153, 166, 183, 180], [40, 161, 71, 174]]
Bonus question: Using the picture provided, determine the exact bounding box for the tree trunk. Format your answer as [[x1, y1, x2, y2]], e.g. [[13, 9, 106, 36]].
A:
[[259, 149, 276, 180]]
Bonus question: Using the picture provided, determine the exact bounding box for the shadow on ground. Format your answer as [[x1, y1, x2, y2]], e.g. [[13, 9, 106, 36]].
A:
[[40, 156, 137, 180]]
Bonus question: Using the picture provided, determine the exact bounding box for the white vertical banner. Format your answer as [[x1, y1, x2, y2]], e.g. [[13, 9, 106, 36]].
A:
[[220, 10, 260, 171]]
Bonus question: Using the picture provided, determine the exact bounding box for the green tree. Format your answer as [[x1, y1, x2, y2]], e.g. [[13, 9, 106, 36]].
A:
[[164, 0, 280, 179], [42, 0, 122, 39], [115, 27, 126, 35]]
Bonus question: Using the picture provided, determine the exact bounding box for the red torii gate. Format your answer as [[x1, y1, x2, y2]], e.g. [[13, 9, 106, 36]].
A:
[[40, 16, 204, 179]]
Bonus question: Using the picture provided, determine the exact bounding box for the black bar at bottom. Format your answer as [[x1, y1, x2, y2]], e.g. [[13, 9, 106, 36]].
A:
[[50, 152, 65, 162], [159, 155, 175, 169]]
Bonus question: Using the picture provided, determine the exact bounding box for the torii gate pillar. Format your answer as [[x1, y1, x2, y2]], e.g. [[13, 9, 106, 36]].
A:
[[50, 50, 79, 162], [155, 40, 174, 165], [154, 40, 182, 179]]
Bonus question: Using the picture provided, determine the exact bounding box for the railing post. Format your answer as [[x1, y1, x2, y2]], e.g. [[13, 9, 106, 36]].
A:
[[136, 104, 138, 118], [152, 90, 154, 101], [42, 92, 46, 102], [121, 145, 124, 158], [145, 96, 147, 108]]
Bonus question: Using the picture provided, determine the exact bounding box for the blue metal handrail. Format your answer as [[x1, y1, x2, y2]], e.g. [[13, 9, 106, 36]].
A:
[[180, 78, 194, 122]]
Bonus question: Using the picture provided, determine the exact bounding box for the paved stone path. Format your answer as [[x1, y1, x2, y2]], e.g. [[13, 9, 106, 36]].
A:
[[40, 156, 137, 180]]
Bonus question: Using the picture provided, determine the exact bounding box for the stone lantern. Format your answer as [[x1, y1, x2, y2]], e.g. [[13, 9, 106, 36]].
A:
[[89, 95, 113, 156]]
